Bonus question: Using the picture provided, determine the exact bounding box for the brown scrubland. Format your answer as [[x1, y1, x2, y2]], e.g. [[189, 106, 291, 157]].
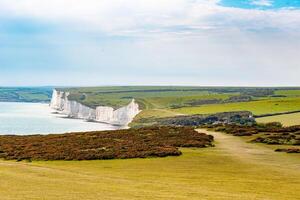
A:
[[0, 126, 213, 161], [206, 122, 300, 153]]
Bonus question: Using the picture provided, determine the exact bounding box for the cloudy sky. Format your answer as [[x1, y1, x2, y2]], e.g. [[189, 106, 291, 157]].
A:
[[0, 0, 299, 86]]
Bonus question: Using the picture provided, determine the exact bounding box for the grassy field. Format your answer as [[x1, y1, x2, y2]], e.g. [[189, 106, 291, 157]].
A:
[[61, 86, 299, 109], [257, 112, 300, 126], [56, 87, 300, 124], [0, 87, 52, 102], [62, 86, 239, 109], [2, 86, 300, 127], [1, 87, 300, 199], [173, 97, 300, 115], [0, 130, 299, 200], [274, 89, 300, 97], [129, 109, 184, 127]]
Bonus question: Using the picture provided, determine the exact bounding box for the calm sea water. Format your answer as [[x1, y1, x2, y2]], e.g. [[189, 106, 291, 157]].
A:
[[0, 102, 119, 135]]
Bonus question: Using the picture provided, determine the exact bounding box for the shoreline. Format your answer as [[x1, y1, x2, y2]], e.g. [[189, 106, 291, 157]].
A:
[[0, 102, 119, 135]]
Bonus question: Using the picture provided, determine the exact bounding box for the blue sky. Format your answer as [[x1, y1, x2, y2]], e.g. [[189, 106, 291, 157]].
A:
[[0, 0, 300, 86], [221, 0, 300, 9]]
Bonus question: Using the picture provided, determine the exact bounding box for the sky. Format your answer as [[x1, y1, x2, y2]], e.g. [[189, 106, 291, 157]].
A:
[[0, 0, 300, 86]]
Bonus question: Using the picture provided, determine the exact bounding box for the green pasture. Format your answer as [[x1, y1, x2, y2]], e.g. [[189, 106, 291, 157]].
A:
[[257, 112, 300, 126], [274, 89, 300, 97], [174, 97, 300, 115], [63, 86, 238, 109]]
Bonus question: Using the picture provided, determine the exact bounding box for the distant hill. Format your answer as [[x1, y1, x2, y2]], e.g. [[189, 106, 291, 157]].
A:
[[58, 86, 300, 109], [55, 86, 300, 127], [0, 87, 53, 103]]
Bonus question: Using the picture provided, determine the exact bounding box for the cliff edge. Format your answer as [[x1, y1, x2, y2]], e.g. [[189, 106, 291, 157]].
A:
[[50, 89, 140, 126]]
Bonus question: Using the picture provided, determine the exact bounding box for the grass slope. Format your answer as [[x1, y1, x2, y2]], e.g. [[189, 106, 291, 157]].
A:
[[174, 97, 300, 115], [274, 89, 300, 97], [57, 87, 300, 126], [257, 112, 300, 126], [61, 86, 239, 109], [0, 130, 299, 200]]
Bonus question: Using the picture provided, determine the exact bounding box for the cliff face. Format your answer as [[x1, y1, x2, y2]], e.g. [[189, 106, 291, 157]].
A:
[[50, 90, 140, 126]]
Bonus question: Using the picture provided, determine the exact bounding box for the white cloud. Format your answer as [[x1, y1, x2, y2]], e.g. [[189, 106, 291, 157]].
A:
[[0, 0, 299, 36], [0, 0, 300, 86], [251, 0, 273, 7]]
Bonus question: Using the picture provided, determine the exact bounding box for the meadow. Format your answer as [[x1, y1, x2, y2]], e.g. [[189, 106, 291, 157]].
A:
[[55, 86, 300, 127], [0, 129, 299, 200], [173, 97, 300, 116], [2, 86, 297, 119], [1, 87, 300, 199], [62, 86, 239, 109], [257, 112, 300, 126], [1, 86, 300, 128], [274, 89, 300, 97]]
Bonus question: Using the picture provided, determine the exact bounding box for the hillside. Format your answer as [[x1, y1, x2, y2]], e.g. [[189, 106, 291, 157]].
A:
[[0, 87, 52, 103], [57, 86, 300, 108], [56, 86, 300, 127], [0, 129, 299, 200]]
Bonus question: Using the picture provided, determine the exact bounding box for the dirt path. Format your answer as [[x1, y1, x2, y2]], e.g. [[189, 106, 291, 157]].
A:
[[197, 129, 300, 171]]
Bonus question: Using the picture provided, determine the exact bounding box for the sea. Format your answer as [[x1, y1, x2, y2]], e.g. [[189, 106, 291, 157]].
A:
[[0, 102, 119, 135]]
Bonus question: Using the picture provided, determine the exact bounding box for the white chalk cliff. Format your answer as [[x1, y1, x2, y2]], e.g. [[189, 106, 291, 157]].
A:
[[50, 89, 140, 126]]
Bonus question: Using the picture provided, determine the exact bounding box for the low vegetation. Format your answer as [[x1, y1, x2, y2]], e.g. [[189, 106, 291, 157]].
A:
[[257, 112, 300, 126], [207, 123, 300, 153], [0, 126, 213, 161], [58, 86, 300, 110], [174, 97, 300, 116], [274, 89, 300, 97], [59, 86, 240, 109], [54, 86, 300, 128], [2, 86, 300, 128], [131, 111, 254, 128], [1, 134, 299, 200], [57, 87, 300, 127]]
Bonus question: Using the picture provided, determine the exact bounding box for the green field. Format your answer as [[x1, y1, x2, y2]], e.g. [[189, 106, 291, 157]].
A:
[[52, 87, 295, 123], [56, 87, 300, 127], [0, 87, 52, 103], [2, 86, 300, 127], [0, 130, 299, 200], [274, 89, 300, 97], [173, 97, 300, 115], [1, 87, 300, 199], [61, 86, 240, 109], [257, 112, 300, 126]]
